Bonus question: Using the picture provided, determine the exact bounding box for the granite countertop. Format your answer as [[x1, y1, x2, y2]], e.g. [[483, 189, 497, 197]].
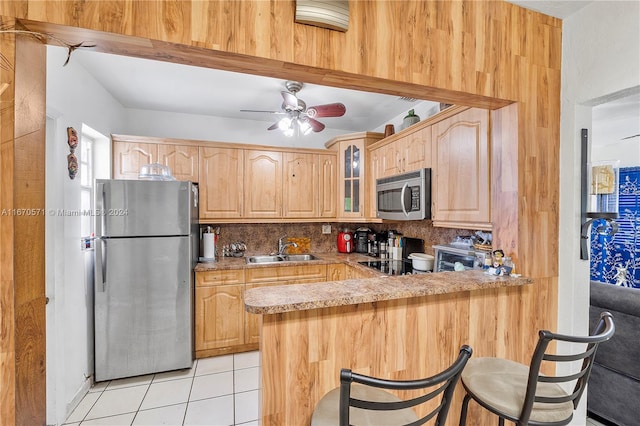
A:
[[194, 253, 532, 315], [244, 269, 533, 314]]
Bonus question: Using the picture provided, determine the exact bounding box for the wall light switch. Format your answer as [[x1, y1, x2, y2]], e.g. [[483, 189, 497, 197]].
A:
[[322, 224, 332, 234]]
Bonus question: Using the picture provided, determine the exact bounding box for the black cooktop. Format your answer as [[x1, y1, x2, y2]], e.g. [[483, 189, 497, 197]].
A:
[[358, 260, 431, 276]]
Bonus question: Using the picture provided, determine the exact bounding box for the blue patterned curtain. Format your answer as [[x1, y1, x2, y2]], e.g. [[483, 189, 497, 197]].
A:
[[590, 167, 640, 288]]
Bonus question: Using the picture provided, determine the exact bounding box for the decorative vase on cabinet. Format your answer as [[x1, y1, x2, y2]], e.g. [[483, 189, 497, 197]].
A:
[[402, 109, 420, 129]]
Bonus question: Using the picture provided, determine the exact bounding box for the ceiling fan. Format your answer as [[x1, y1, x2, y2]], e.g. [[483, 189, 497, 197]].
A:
[[241, 81, 346, 136]]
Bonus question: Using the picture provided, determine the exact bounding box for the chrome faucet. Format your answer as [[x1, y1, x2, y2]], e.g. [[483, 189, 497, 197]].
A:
[[278, 235, 298, 255]]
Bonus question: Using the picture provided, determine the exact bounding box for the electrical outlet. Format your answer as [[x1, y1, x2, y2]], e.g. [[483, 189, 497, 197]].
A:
[[322, 224, 331, 234]]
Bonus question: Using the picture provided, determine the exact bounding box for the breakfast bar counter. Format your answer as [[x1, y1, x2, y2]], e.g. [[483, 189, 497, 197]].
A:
[[246, 269, 534, 426], [244, 270, 532, 314]]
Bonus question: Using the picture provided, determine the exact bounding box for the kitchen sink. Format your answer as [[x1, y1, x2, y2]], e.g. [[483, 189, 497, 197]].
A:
[[245, 254, 319, 264], [283, 254, 318, 262]]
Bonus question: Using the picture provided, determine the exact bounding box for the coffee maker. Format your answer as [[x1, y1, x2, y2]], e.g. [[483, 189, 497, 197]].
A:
[[354, 227, 371, 253]]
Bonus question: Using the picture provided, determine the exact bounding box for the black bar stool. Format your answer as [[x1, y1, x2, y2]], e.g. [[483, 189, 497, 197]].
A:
[[312, 345, 472, 426], [459, 312, 615, 426]]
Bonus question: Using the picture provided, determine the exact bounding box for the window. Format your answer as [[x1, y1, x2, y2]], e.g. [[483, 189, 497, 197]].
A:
[[80, 132, 94, 238]]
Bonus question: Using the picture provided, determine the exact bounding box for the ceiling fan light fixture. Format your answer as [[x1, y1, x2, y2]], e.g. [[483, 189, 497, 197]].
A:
[[242, 80, 346, 136], [298, 119, 313, 135], [278, 117, 292, 131]]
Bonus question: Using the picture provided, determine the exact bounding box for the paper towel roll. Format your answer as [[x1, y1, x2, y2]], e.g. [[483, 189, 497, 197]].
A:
[[203, 233, 216, 259]]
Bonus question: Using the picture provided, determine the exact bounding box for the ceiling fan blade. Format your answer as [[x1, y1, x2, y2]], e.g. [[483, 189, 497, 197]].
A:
[[306, 103, 346, 118], [240, 109, 286, 114], [267, 121, 280, 130], [281, 91, 298, 109], [307, 117, 325, 132]]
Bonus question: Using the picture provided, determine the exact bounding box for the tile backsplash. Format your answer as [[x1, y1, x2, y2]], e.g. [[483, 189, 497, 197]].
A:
[[207, 221, 472, 257]]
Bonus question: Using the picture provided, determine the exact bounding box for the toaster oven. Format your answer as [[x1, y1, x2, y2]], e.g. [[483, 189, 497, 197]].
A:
[[432, 244, 489, 272]]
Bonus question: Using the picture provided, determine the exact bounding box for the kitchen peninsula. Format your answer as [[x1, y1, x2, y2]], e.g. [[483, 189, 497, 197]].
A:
[[243, 265, 532, 425]]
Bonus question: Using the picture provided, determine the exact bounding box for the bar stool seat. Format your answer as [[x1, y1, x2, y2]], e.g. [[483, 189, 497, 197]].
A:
[[461, 357, 573, 424], [312, 383, 419, 425]]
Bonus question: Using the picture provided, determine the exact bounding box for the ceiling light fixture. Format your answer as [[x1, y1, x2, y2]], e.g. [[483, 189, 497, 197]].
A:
[[277, 115, 314, 137]]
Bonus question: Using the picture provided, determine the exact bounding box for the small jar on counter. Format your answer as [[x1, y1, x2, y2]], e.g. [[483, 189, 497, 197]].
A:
[[503, 256, 515, 273]]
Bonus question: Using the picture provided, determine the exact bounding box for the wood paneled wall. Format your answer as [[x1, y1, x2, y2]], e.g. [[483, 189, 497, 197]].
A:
[[261, 284, 553, 425], [0, 19, 47, 426], [0, 1, 561, 424]]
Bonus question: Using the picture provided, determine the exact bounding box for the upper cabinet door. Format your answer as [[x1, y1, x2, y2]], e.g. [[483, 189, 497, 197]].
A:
[[380, 143, 403, 177], [199, 147, 243, 219], [244, 150, 283, 218], [112, 141, 157, 179], [376, 126, 430, 178], [431, 108, 490, 227], [339, 141, 365, 218], [283, 152, 318, 218], [158, 144, 199, 182], [318, 153, 337, 218], [403, 127, 431, 171]]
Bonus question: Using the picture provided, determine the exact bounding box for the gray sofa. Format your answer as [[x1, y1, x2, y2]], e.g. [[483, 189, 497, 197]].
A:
[[588, 281, 640, 426]]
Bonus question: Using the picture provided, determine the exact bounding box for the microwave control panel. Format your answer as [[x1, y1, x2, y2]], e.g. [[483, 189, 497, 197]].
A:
[[410, 186, 420, 210]]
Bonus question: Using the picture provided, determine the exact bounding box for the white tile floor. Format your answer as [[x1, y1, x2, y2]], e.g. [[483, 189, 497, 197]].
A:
[[62, 348, 610, 426], [63, 351, 260, 426]]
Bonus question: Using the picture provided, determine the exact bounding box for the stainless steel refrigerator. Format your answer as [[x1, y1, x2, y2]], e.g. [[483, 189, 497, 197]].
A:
[[94, 179, 198, 382]]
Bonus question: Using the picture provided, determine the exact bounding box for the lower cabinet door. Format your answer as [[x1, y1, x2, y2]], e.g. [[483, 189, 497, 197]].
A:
[[327, 264, 347, 281], [195, 284, 244, 350]]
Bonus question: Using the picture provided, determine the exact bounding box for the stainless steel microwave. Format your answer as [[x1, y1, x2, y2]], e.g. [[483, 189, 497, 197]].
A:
[[376, 168, 431, 220]]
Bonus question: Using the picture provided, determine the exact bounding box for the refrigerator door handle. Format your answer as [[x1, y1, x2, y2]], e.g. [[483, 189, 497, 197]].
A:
[[96, 238, 107, 292]]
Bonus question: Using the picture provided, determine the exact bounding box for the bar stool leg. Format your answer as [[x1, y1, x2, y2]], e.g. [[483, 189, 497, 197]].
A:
[[459, 393, 471, 426]]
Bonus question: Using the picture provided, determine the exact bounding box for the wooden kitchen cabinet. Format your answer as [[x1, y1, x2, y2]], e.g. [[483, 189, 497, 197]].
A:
[[113, 134, 338, 222], [112, 141, 156, 179], [431, 107, 491, 229], [283, 152, 337, 218], [402, 127, 432, 171], [195, 269, 246, 354], [157, 144, 199, 182], [244, 150, 283, 218], [373, 126, 432, 178], [326, 263, 346, 281], [195, 284, 245, 351], [325, 132, 384, 221], [318, 153, 338, 218], [346, 264, 376, 279], [112, 136, 199, 181], [283, 152, 318, 218], [199, 146, 244, 219], [244, 264, 327, 285], [196, 265, 328, 356], [244, 264, 327, 344], [367, 146, 384, 219]]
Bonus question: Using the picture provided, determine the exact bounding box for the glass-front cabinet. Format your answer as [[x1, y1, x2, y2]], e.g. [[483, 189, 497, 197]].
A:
[[343, 143, 361, 214], [325, 132, 384, 221]]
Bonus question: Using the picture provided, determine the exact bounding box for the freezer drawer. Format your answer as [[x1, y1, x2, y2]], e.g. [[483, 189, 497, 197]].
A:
[[96, 179, 195, 238], [94, 236, 193, 381]]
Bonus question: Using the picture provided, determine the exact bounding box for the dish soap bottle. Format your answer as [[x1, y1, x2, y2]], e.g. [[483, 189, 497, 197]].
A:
[[402, 109, 420, 129]]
